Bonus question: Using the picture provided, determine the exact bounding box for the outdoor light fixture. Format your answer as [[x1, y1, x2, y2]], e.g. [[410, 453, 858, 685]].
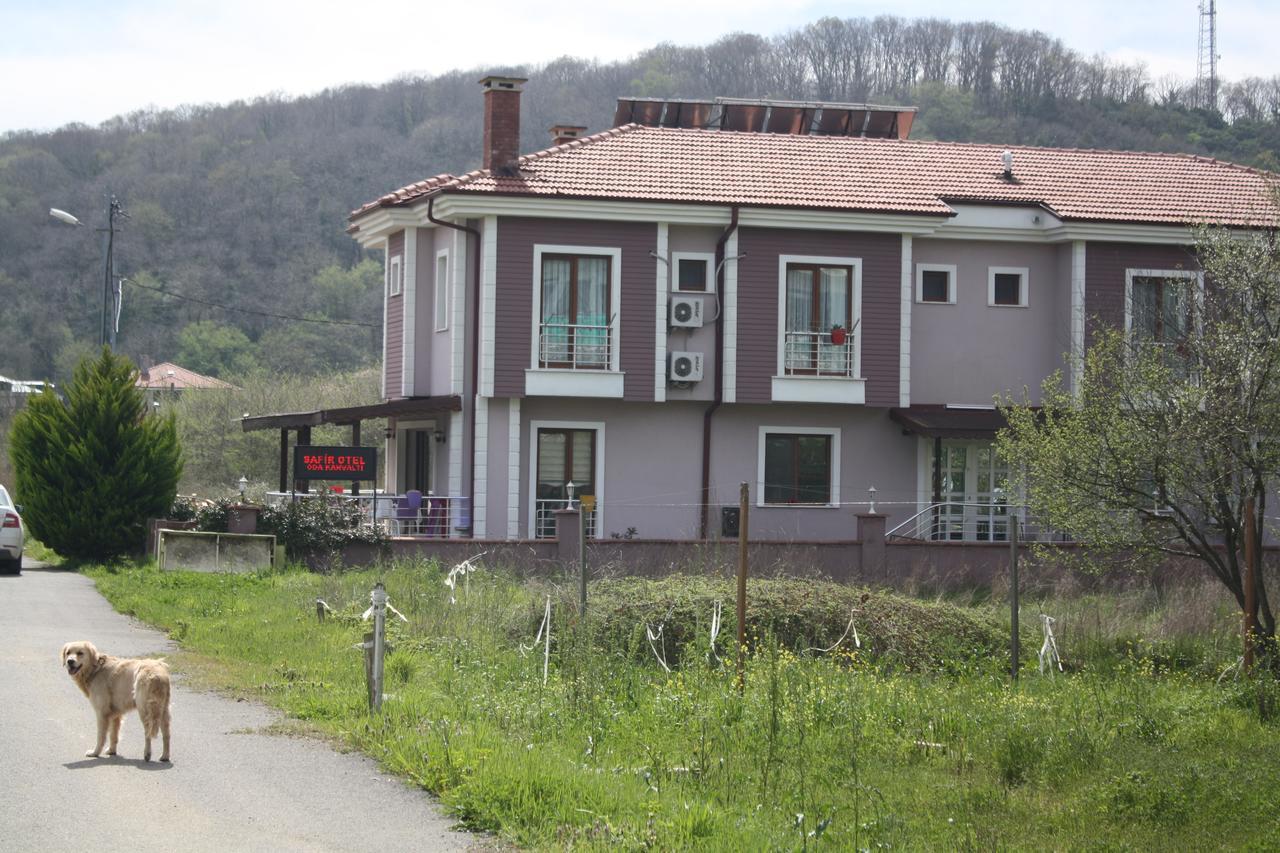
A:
[[238, 476, 248, 499], [868, 485, 878, 514], [433, 428, 446, 443]]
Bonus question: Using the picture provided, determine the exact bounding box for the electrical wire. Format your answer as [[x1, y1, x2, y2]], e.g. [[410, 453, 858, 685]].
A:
[[123, 277, 379, 329]]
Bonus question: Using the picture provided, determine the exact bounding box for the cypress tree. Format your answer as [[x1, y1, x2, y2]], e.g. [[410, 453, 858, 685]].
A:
[[9, 348, 182, 560]]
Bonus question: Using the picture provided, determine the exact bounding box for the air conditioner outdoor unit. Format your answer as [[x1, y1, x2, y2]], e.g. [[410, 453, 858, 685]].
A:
[[668, 350, 704, 383], [669, 295, 704, 328]]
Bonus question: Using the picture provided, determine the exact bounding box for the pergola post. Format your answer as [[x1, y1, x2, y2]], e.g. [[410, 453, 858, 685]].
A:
[[351, 422, 362, 496], [278, 429, 289, 493], [295, 426, 312, 493]]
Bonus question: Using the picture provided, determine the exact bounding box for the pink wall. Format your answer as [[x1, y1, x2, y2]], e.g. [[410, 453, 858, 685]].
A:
[[735, 228, 901, 405], [493, 217, 658, 401], [384, 231, 405, 398]]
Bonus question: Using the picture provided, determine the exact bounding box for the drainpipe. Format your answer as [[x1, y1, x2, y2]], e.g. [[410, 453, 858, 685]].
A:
[[428, 195, 482, 537], [699, 205, 740, 540]]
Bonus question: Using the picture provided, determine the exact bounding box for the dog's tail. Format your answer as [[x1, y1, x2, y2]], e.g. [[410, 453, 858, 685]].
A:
[[135, 663, 171, 738]]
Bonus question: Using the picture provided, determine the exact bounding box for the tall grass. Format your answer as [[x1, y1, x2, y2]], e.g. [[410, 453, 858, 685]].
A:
[[91, 560, 1280, 850]]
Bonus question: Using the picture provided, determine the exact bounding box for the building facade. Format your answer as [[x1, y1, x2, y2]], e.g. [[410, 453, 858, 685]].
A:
[[346, 76, 1275, 543]]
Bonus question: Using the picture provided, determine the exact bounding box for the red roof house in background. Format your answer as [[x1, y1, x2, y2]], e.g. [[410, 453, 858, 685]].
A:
[[137, 362, 237, 392]]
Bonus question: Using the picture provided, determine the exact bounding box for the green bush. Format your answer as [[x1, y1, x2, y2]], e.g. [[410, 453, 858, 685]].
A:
[[258, 495, 384, 559], [583, 575, 1025, 672], [8, 348, 182, 560]]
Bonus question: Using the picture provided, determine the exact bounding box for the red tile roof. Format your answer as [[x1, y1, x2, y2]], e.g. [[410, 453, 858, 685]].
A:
[[352, 124, 1278, 228], [136, 362, 237, 390]]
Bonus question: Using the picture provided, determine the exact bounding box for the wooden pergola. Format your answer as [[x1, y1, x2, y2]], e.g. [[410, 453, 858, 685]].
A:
[[241, 395, 461, 494]]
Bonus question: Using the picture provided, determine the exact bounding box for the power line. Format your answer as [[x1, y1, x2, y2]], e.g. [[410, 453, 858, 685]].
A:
[[123, 277, 379, 329]]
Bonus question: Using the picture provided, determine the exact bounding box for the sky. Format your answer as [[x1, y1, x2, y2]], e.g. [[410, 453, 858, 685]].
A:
[[1, 0, 1275, 135]]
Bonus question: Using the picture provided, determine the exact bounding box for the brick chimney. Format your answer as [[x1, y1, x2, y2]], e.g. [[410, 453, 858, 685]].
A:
[[550, 124, 588, 147], [480, 75, 528, 175]]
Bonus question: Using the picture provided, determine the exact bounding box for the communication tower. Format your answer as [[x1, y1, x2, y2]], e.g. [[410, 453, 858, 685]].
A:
[[1196, 0, 1219, 110]]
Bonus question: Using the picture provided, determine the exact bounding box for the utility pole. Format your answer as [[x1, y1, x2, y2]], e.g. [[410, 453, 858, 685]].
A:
[[103, 196, 124, 349]]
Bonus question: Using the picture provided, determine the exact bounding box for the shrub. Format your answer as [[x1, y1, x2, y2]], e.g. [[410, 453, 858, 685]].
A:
[[258, 495, 384, 559], [8, 348, 182, 560]]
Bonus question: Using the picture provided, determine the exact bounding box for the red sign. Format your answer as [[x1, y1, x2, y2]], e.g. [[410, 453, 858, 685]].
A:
[[293, 445, 378, 480]]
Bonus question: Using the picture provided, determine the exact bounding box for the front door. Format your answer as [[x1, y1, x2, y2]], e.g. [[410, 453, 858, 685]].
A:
[[534, 427, 596, 538], [935, 441, 1010, 541]]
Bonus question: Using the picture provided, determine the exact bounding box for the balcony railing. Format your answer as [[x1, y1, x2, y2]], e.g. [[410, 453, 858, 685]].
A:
[[783, 330, 855, 377], [539, 322, 612, 370], [534, 499, 597, 540], [887, 502, 1074, 543]]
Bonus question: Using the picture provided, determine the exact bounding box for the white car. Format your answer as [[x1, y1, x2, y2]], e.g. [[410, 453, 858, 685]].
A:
[[0, 485, 23, 574]]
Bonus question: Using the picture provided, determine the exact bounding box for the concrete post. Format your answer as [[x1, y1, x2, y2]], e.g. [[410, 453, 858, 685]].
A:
[[227, 504, 261, 535], [555, 508, 582, 570], [857, 513, 887, 581]]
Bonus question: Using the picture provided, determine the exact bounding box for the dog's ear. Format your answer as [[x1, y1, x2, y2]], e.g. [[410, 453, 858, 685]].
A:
[[60, 642, 69, 661]]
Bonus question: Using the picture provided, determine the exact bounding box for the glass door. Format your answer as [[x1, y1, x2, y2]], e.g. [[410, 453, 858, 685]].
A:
[[535, 428, 596, 538]]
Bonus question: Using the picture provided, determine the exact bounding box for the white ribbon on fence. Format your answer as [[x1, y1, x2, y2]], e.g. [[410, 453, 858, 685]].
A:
[[444, 552, 486, 604], [1038, 614, 1062, 675], [805, 608, 862, 654], [708, 600, 723, 665], [518, 595, 552, 685]]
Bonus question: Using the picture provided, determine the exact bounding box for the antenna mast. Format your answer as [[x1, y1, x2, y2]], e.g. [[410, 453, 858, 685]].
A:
[[1196, 0, 1219, 110]]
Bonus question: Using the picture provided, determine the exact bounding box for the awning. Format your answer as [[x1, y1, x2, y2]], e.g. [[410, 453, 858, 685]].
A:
[[241, 395, 462, 432], [889, 405, 1010, 440]]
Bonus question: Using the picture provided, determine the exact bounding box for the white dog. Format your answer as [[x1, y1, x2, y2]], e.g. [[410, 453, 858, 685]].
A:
[[62, 641, 171, 762]]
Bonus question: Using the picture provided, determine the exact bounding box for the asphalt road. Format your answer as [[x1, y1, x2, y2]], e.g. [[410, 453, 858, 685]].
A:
[[0, 559, 476, 853]]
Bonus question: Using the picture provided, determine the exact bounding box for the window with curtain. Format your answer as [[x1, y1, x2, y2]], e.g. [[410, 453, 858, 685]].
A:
[[1131, 274, 1192, 374], [784, 263, 853, 375], [763, 432, 833, 505], [541, 254, 610, 369]]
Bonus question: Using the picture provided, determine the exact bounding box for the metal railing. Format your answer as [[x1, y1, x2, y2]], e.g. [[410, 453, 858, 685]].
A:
[[539, 322, 612, 370], [265, 490, 470, 538], [783, 330, 855, 377], [534, 499, 596, 540], [887, 502, 1075, 543]]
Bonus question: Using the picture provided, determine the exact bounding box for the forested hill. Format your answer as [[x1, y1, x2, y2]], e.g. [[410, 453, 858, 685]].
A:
[[2, 15, 1278, 384]]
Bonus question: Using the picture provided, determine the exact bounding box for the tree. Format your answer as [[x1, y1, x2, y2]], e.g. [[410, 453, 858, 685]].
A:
[[175, 320, 258, 378], [998, 224, 1280, 646], [9, 348, 182, 560]]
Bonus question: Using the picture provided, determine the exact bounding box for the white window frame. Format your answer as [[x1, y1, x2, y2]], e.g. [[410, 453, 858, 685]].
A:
[[527, 419, 606, 539], [387, 255, 402, 298], [1123, 268, 1204, 340], [915, 263, 957, 304], [433, 249, 449, 332], [529, 244, 623, 373], [772, 254, 864, 404], [672, 251, 716, 293], [756, 426, 841, 509], [988, 266, 1028, 308]]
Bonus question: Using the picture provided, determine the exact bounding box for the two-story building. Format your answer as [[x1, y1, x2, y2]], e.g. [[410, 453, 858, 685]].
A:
[[343, 75, 1276, 544]]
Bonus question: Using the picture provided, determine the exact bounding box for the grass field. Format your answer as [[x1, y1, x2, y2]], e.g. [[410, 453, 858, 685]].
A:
[[90, 560, 1280, 850]]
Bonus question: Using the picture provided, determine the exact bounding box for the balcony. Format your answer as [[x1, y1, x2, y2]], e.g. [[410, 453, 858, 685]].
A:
[[772, 329, 864, 404], [527, 322, 624, 397], [783, 329, 855, 377], [538, 322, 612, 370]]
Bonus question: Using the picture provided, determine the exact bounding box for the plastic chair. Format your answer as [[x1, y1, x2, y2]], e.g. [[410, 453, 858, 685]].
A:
[[393, 490, 423, 535]]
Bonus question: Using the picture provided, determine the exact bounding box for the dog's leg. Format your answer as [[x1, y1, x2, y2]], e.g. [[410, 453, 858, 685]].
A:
[[87, 714, 107, 758], [159, 706, 171, 762], [106, 715, 121, 756]]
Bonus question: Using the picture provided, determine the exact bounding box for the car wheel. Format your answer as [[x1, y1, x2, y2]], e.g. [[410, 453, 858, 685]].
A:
[[1, 557, 18, 575]]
